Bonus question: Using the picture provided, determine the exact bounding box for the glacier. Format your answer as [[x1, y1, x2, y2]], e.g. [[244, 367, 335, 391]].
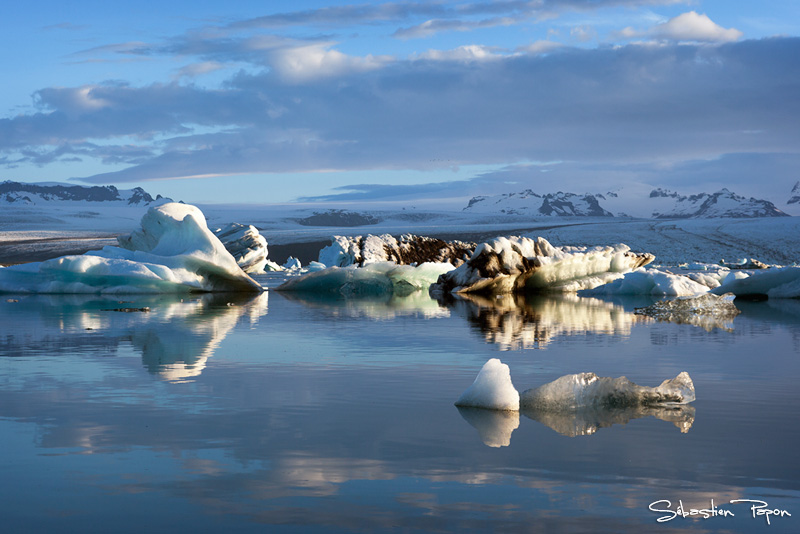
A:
[[432, 236, 654, 295], [0, 203, 263, 294], [455, 359, 694, 412]]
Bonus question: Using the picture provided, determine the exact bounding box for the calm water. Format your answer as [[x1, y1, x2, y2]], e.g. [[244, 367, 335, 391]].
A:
[[1, 276, 798, 533]]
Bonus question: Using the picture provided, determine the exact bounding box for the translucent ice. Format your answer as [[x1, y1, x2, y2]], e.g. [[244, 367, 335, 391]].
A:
[[455, 359, 694, 412], [520, 371, 695, 411]]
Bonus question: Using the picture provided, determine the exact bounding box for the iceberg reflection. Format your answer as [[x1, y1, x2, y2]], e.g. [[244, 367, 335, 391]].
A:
[[458, 403, 694, 446], [456, 407, 520, 447], [442, 293, 644, 349], [0, 292, 268, 382], [522, 403, 696, 437]]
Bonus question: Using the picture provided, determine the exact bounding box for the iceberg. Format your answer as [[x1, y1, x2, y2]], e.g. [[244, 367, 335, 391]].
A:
[[432, 236, 653, 295], [276, 262, 454, 297], [520, 371, 695, 411], [0, 203, 263, 294], [318, 234, 474, 268], [454, 359, 520, 411], [455, 359, 694, 412], [633, 293, 740, 331], [213, 223, 269, 274], [711, 266, 800, 299], [580, 267, 711, 297]]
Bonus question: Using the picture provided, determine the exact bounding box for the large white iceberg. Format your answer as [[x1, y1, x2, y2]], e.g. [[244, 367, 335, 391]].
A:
[[0, 203, 263, 294], [711, 266, 800, 299], [580, 267, 711, 297], [455, 359, 694, 412], [276, 261, 454, 296], [432, 236, 654, 295]]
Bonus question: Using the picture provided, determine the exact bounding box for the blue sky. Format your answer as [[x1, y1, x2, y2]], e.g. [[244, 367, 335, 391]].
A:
[[1, 1, 798, 205]]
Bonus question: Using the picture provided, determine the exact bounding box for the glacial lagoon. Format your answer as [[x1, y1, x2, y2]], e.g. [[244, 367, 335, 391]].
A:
[[1, 277, 798, 532]]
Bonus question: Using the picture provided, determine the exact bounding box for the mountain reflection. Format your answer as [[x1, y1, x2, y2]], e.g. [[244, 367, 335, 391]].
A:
[[458, 403, 694, 446], [442, 293, 646, 350], [0, 292, 269, 382]]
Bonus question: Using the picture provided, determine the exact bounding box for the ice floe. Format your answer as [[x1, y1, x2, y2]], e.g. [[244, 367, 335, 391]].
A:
[[711, 266, 800, 299], [0, 203, 263, 294], [455, 359, 694, 412], [519, 371, 695, 411], [276, 262, 454, 296], [633, 293, 740, 331], [580, 267, 711, 297], [432, 236, 654, 295]]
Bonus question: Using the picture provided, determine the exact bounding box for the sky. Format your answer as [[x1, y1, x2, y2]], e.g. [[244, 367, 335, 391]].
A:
[[1, 0, 798, 206]]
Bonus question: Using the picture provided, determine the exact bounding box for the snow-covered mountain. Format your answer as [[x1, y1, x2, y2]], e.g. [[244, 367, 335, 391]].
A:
[[464, 188, 789, 219], [789, 181, 800, 206], [465, 191, 613, 217], [0, 180, 169, 206], [648, 188, 788, 218]]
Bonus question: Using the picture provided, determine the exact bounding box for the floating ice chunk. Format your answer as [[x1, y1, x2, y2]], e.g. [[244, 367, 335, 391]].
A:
[[213, 223, 268, 274], [456, 359, 695, 413], [454, 358, 520, 411], [282, 257, 302, 271], [633, 293, 740, 331], [580, 268, 710, 297], [433, 236, 653, 295], [520, 371, 695, 411], [712, 266, 800, 299], [277, 262, 454, 296], [0, 203, 262, 294]]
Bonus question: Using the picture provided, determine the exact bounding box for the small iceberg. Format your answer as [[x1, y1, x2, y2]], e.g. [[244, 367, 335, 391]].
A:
[[711, 266, 800, 299], [213, 222, 269, 274], [633, 293, 740, 331], [432, 236, 653, 295], [455, 359, 694, 412], [580, 268, 711, 297], [0, 203, 263, 294]]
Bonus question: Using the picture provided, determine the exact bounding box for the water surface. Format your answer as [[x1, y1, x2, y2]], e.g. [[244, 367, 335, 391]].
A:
[[1, 283, 798, 532]]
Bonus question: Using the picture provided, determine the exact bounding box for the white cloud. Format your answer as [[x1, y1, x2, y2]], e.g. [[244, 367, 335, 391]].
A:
[[268, 42, 393, 83], [415, 44, 501, 62], [652, 12, 743, 43]]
